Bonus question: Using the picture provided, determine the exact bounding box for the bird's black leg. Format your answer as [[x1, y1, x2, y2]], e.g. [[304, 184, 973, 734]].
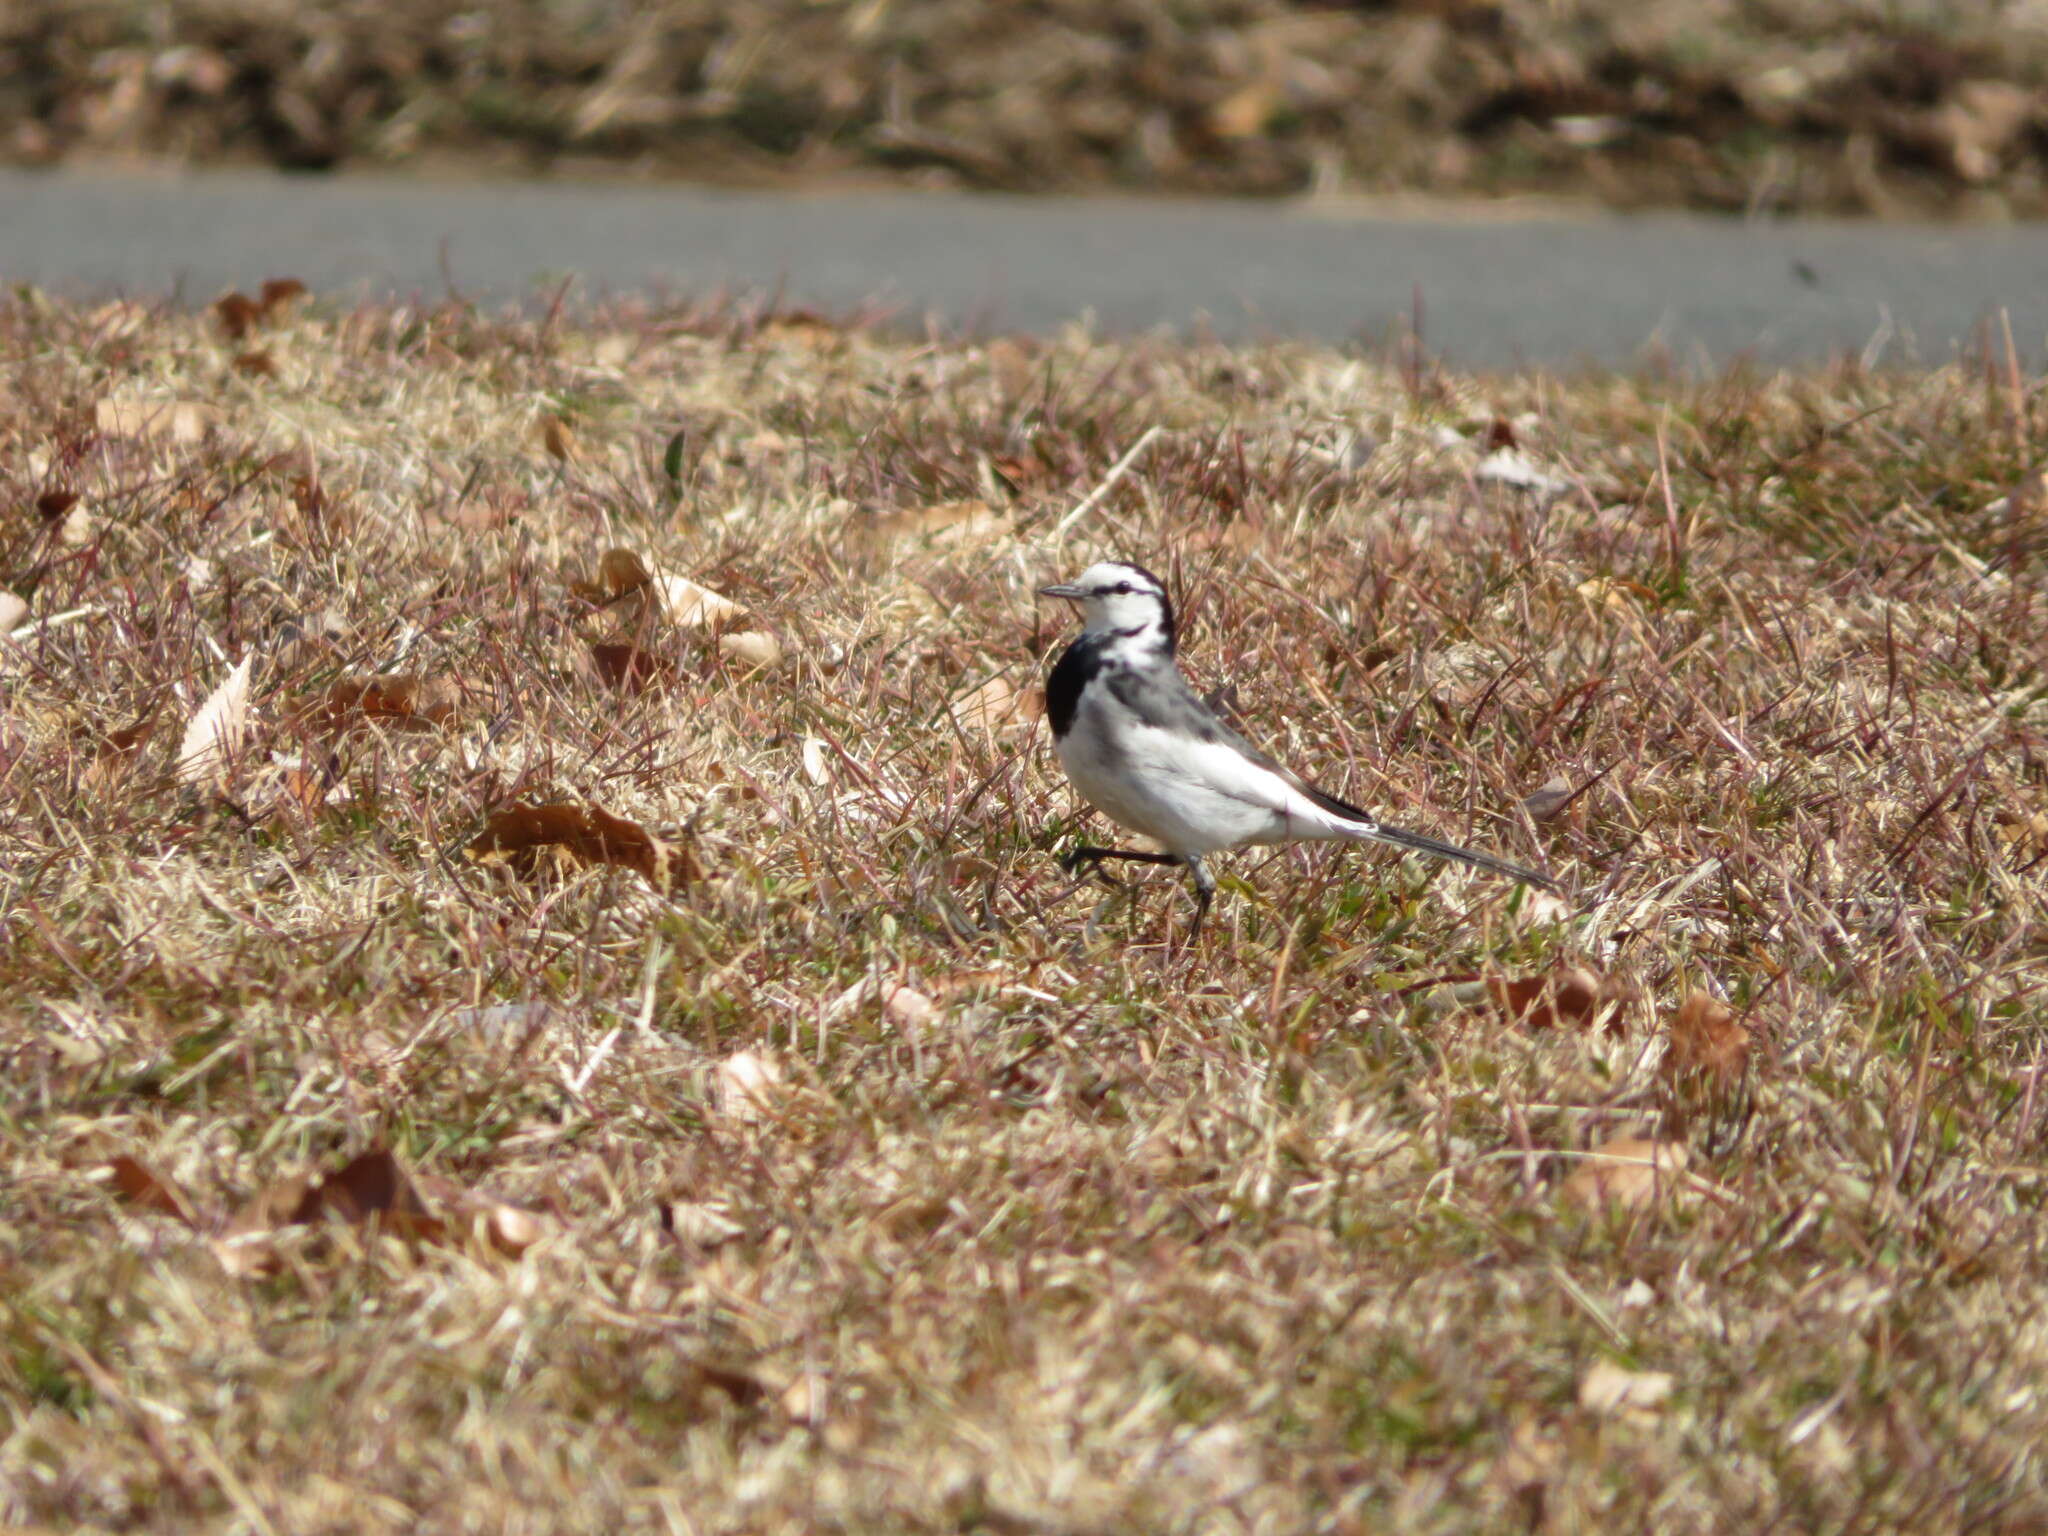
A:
[[1061, 844, 1181, 882], [1056, 846, 1189, 944], [1183, 856, 1215, 942]]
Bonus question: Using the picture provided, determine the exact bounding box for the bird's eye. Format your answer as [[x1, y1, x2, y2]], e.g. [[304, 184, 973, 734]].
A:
[[1112, 582, 1132, 594]]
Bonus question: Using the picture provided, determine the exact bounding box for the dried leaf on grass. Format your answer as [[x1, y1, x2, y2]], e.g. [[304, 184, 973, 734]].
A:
[[107, 1155, 199, 1225], [1576, 576, 1657, 615], [0, 591, 26, 635], [176, 654, 252, 786], [663, 576, 748, 628], [881, 984, 938, 1031], [1561, 1137, 1690, 1210], [572, 547, 748, 631], [290, 1148, 444, 1242], [116, 1146, 549, 1277], [1578, 1359, 1675, 1416], [867, 499, 1009, 542], [213, 278, 307, 339], [718, 630, 783, 668], [95, 396, 221, 445], [952, 675, 1046, 735], [1994, 807, 2048, 858], [538, 414, 579, 461], [714, 1050, 788, 1124], [1487, 963, 1634, 1035], [1660, 990, 1752, 1132], [470, 800, 696, 890], [1661, 992, 1750, 1087], [589, 641, 675, 692], [80, 704, 161, 792], [317, 673, 459, 729], [1519, 775, 1577, 824], [663, 1200, 746, 1248]]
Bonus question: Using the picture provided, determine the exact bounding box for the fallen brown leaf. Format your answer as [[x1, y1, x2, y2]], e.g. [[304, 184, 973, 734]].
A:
[[258, 277, 308, 315], [868, 499, 1008, 542], [539, 414, 579, 462], [1661, 991, 1749, 1085], [233, 349, 277, 378], [1487, 963, 1634, 1035], [107, 1156, 200, 1226], [95, 396, 220, 445], [589, 641, 674, 692], [1578, 1359, 1674, 1415], [571, 550, 748, 641], [317, 673, 458, 730], [951, 675, 1046, 735], [1561, 1137, 1689, 1210], [596, 547, 651, 598], [1660, 990, 1752, 1134], [293, 1148, 444, 1243], [470, 800, 694, 890], [658, 573, 747, 628], [212, 1148, 549, 1274], [213, 292, 261, 339]]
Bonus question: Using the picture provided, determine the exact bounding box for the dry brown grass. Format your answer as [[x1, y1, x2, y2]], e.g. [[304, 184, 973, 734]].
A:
[[2, 287, 2047, 1533]]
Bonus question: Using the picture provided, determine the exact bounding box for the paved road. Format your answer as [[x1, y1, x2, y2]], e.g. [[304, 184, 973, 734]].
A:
[[4, 166, 2043, 368]]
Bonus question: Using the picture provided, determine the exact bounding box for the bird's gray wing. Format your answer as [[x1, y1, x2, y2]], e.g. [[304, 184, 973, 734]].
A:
[[1102, 666, 1558, 888], [1101, 667, 1342, 810]]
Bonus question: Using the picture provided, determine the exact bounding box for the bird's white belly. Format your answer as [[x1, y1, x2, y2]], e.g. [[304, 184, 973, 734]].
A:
[[1056, 706, 1284, 857]]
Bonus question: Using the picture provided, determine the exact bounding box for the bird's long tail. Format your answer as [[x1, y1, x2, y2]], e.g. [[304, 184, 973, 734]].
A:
[[1355, 819, 1558, 891]]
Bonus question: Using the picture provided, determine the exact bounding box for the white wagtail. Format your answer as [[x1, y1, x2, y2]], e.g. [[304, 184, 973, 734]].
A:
[[1039, 560, 1557, 934]]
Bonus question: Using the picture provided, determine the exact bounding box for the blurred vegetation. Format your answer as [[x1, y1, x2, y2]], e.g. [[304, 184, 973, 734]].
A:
[[4, 1, 2046, 215]]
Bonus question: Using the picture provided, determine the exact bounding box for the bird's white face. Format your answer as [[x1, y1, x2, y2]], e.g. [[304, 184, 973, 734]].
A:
[[1040, 561, 1172, 638]]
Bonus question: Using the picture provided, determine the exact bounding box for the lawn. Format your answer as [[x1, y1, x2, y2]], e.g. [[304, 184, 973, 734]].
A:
[[2, 286, 2045, 1532]]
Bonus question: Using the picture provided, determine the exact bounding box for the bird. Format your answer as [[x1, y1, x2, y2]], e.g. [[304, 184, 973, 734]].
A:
[[1038, 559, 1557, 935]]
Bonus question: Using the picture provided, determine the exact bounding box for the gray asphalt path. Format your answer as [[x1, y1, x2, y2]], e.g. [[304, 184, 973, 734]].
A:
[[4, 166, 2043, 368]]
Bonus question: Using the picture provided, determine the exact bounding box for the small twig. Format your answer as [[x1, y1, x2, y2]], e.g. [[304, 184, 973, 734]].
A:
[[1055, 425, 1163, 536]]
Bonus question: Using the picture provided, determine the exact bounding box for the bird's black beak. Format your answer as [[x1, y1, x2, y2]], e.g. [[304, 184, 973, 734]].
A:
[[1038, 583, 1085, 601]]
